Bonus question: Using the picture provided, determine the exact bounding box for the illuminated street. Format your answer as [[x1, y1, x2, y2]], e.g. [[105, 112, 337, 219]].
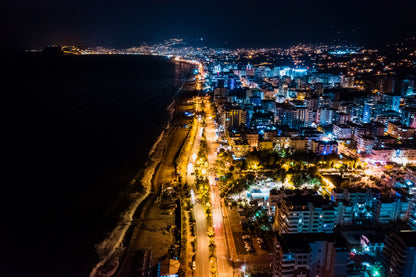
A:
[[186, 115, 210, 277], [194, 203, 210, 277], [7, 12, 416, 276], [204, 99, 234, 277]]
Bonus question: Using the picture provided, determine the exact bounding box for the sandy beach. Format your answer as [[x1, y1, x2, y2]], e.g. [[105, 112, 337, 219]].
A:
[[115, 95, 194, 276], [89, 87, 195, 277]]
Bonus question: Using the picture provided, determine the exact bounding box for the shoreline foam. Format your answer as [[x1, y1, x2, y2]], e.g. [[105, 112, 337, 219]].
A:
[[89, 102, 176, 277], [89, 65, 195, 276]]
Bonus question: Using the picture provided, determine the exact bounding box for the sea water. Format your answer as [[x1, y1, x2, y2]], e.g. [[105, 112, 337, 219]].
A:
[[2, 54, 194, 276]]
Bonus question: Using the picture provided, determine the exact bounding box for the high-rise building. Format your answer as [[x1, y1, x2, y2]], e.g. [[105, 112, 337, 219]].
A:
[[382, 231, 416, 277], [336, 112, 350, 125], [408, 198, 416, 230], [275, 103, 307, 129], [386, 121, 415, 140], [305, 96, 318, 110], [333, 124, 352, 139], [331, 188, 380, 223], [402, 108, 416, 128], [222, 105, 247, 131], [363, 101, 375, 123], [383, 94, 402, 112], [311, 140, 338, 155], [357, 135, 375, 154], [317, 107, 336, 126], [246, 63, 255, 76], [289, 137, 309, 152], [272, 233, 348, 277], [245, 132, 259, 150], [375, 196, 411, 224], [273, 192, 338, 234], [395, 79, 415, 96]]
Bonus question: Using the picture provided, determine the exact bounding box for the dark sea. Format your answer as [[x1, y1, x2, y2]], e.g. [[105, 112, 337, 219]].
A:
[[2, 54, 194, 276]]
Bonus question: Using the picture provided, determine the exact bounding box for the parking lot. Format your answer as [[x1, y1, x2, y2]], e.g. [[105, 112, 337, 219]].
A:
[[227, 206, 273, 270]]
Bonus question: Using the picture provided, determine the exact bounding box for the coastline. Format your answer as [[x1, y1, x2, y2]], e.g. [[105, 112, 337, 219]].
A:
[[113, 91, 194, 276], [0, 53, 198, 277], [90, 115, 171, 277], [90, 77, 194, 277]]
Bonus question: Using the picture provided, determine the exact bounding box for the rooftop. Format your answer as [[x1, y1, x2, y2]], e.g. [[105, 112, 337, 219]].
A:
[[277, 233, 347, 253]]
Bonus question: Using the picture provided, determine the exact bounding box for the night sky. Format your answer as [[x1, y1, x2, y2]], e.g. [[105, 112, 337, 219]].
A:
[[2, 0, 416, 50]]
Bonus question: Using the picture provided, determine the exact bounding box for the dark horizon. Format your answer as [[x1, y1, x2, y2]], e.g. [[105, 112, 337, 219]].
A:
[[2, 0, 416, 51]]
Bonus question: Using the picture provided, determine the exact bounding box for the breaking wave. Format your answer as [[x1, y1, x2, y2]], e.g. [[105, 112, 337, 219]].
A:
[[89, 72, 189, 277], [89, 121, 170, 277]]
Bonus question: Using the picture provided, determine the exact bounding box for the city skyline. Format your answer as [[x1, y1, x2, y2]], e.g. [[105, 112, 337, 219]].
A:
[[3, 1, 416, 276]]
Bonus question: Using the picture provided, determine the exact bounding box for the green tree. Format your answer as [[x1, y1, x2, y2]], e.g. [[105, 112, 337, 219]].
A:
[[246, 152, 260, 169]]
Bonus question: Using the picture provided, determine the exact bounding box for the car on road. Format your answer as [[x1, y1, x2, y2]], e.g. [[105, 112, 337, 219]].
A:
[[192, 261, 196, 270]]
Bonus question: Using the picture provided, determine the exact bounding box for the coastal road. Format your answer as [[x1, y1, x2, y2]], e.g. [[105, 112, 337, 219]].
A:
[[204, 99, 234, 277], [194, 203, 210, 277], [186, 117, 210, 277]]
